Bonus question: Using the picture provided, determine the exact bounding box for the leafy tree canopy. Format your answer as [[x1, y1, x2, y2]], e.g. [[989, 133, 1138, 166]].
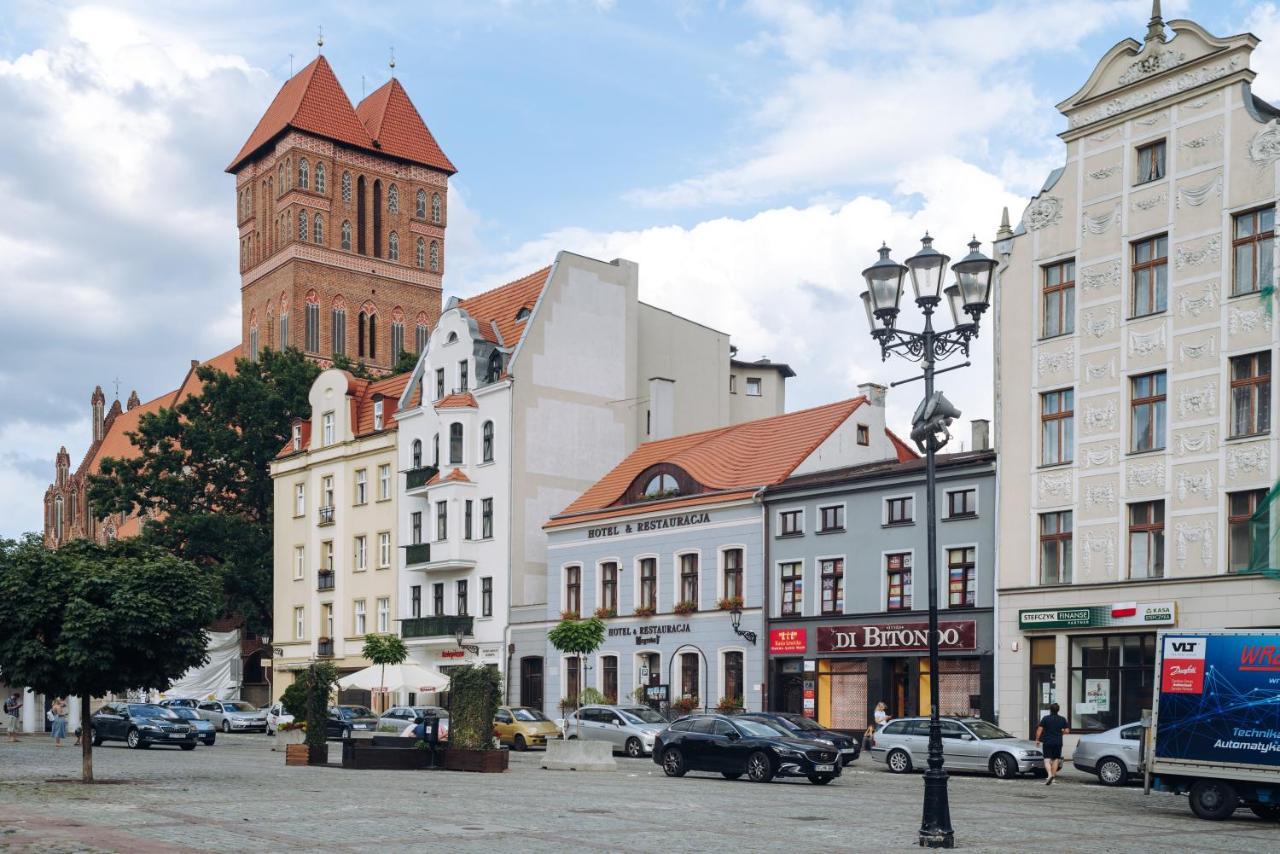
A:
[[88, 347, 319, 633], [330, 352, 375, 379], [392, 349, 418, 374], [547, 617, 606, 657], [361, 633, 408, 667]]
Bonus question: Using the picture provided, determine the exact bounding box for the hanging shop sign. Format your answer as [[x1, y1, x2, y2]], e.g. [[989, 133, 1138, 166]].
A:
[[1018, 601, 1176, 631], [816, 620, 977, 653], [769, 628, 808, 654]]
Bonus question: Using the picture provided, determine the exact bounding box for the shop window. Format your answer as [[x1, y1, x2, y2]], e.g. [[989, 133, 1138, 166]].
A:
[[818, 659, 868, 730], [1232, 207, 1275, 296], [1228, 489, 1270, 573], [935, 658, 982, 718], [1128, 501, 1164, 579], [1039, 511, 1072, 585], [1069, 634, 1156, 731], [947, 489, 977, 518], [1230, 352, 1271, 438], [947, 547, 976, 607], [886, 553, 912, 610], [780, 561, 803, 616], [820, 558, 843, 615], [1042, 259, 1075, 338]]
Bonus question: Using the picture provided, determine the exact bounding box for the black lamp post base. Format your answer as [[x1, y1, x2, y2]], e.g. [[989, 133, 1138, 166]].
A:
[[918, 767, 954, 848]]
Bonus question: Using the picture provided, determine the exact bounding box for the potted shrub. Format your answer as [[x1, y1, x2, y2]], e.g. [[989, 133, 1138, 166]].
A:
[[297, 661, 338, 766], [547, 617, 605, 739], [277, 720, 307, 751], [671, 696, 699, 715], [673, 600, 698, 615], [442, 665, 508, 772], [579, 687, 606, 706], [592, 606, 616, 619], [716, 596, 744, 611], [715, 696, 743, 715], [633, 605, 656, 618]]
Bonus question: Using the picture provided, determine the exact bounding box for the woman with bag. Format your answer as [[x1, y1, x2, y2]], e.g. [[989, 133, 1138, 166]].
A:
[[49, 698, 68, 747]]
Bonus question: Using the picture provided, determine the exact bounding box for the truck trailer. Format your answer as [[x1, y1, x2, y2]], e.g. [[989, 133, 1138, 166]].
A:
[[1147, 630, 1280, 821]]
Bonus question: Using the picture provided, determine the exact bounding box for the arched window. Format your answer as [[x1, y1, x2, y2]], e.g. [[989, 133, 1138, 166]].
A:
[[305, 291, 320, 352], [388, 184, 399, 213], [416, 322, 429, 353], [342, 171, 351, 203], [249, 325, 260, 360], [277, 163, 284, 191], [391, 321, 404, 358], [314, 162, 326, 194], [416, 189, 426, 218], [358, 310, 367, 357], [644, 473, 680, 498], [298, 158, 309, 190], [54, 496, 64, 542], [429, 240, 440, 272], [411, 439, 422, 469], [432, 433, 440, 467], [449, 423, 463, 465], [482, 421, 494, 463], [446, 331, 458, 344], [368, 313, 377, 359], [332, 304, 347, 356], [388, 231, 399, 261], [432, 193, 442, 224], [298, 210, 308, 241], [313, 213, 324, 244], [370, 178, 380, 257], [415, 237, 425, 268], [341, 221, 352, 251]]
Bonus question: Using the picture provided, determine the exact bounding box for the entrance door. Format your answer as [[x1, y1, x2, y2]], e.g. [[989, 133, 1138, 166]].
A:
[[520, 657, 544, 710], [891, 660, 910, 719], [781, 675, 804, 714], [1029, 636, 1057, 738]]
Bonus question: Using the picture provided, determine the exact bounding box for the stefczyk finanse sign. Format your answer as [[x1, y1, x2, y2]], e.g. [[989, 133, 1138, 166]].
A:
[[816, 621, 977, 653]]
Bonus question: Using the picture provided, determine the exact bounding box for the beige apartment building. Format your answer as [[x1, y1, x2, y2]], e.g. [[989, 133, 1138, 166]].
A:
[[270, 368, 410, 705], [994, 8, 1280, 746]]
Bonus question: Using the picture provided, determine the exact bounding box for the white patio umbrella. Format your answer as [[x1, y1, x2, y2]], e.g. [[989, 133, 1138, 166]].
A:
[[337, 662, 449, 696]]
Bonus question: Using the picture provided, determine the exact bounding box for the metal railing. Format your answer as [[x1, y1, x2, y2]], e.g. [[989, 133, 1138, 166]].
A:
[[318, 505, 335, 526], [404, 543, 431, 566], [317, 638, 334, 657], [401, 615, 473, 640], [405, 466, 438, 490], [317, 570, 335, 591]]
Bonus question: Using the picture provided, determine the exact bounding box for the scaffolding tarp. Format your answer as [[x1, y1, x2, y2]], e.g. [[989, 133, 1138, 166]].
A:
[[161, 630, 242, 700]]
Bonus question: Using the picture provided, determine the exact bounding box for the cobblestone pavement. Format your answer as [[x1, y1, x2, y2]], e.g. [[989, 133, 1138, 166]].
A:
[[0, 734, 1277, 852]]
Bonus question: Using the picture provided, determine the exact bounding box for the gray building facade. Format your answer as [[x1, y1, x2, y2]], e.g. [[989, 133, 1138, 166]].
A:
[[763, 446, 997, 733]]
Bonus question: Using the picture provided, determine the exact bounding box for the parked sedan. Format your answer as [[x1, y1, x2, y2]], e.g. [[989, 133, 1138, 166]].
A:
[[654, 714, 842, 784], [494, 706, 559, 750], [870, 717, 1043, 779], [158, 698, 201, 711], [90, 703, 198, 750], [264, 702, 294, 735], [196, 700, 268, 733], [1073, 722, 1144, 786], [736, 712, 861, 765], [326, 705, 380, 740], [376, 706, 450, 741], [171, 706, 216, 745], [564, 704, 670, 758]]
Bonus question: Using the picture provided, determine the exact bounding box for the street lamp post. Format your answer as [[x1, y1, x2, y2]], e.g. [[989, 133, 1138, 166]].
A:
[[859, 234, 996, 850]]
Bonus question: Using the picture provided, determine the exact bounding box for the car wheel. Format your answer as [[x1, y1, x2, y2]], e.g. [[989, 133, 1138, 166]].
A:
[[747, 751, 775, 783], [180, 743, 196, 751], [625, 737, 644, 758], [661, 747, 686, 778], [514, 734, 527, 752], [721, 772, 743, 780], [808, 774, 835, 785], [221, 720, 231, 733], [1189, 779, 1238, 821], [126, 728, 142, 749], [887, 748, 912, 774], [204, 736, 216, 746], [1249, 804, 1280, 821], [1096, 757, 1127, 786], [991, 752, 1017, 780]]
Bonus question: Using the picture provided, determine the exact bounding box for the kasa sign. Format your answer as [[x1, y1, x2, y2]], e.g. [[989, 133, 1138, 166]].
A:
[[816, 620, 977, 653]]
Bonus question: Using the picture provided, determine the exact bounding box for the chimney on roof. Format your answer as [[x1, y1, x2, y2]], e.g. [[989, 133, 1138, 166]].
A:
[[648, 377, 676, 440], [127, 390, 140, 410], [971, 419, 990, 452], [857, 382, 887, 407], [91, 385, 106, 443]]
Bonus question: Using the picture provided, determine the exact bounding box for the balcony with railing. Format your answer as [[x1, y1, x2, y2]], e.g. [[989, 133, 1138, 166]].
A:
[[317, 505, 335, 526], [404, 542, 431, 569], [401, 615, 474, 641], [317, 638, 334, 657], [317, 570, 335, 591], [404, 465, 439, 494], [403, 536, 476, 573]]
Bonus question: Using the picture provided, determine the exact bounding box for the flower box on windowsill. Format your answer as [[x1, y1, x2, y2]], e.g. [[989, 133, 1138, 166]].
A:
[[673, 601, 698, 616], [559, 610, 580, 621], [671, 697, 700, 715], [593, 607, 616, 619], [632, 606, 656, 618], [716, 597, 743, 611]]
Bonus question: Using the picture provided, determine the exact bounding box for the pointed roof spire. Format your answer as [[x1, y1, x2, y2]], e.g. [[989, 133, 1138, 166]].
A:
[[997, 206, 1013, 239], [317, 24, 324, 54], [1145, 0, 1165, 43], [127, 390, 141, 410], [356, 78, 456, 173]]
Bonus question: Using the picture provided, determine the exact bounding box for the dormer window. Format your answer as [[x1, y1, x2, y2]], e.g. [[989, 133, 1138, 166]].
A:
[[644, 473, 679, 499], [486, 350, 503, 383], [292, 424, 302, 450], [515, 307, 531, 322], [373, 399, 384, 431], [322, 411, 334, 446]]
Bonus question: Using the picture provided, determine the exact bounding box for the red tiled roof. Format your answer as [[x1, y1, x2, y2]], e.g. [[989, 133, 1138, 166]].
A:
[[278, 370, 411, 457], [434, 391, 478, 410], [547, 398, 867, 527], [886, 429, 919, 462], [356, 78, 456, 174], [227, 56, 375, 172], [443, 467, 471, 484], [457, 266, 551, 347]]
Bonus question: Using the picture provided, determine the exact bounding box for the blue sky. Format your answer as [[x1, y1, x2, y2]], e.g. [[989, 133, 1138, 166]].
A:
[[1, 0, 1277, 538]]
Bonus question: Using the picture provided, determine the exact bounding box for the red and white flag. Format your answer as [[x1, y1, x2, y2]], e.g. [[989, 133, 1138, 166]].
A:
[[1111, 602, 1137, 619]]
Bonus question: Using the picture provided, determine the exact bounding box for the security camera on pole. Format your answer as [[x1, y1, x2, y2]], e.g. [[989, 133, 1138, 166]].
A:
[[859, 234, 996, 849]]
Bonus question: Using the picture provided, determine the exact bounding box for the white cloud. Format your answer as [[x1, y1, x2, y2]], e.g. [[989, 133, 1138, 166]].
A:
[[1248, 3, 1280, 105]]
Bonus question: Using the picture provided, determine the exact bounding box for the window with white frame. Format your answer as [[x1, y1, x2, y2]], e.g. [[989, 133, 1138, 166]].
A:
[[294, 483, 305, 516], [378, 464, 390, 500], [294, 545, 305, 580], [322, 411, 335, 446], [292, 423, 302, 450], [886, 553, 912, 610], [373, 400, 384, 431], [321, 475, 334, 509], [354, 535, 367, 571], [780, 562, 803, 616], [746, 377, 762, 396], [820, 558, 844, 615], [778, 509, 803, 536], [819, 505, 844, 532], [354, 600, 366, 635], [377, 597, 389, 633], [378, 532, 391, 568], [354, 469, 367, 505], [294, 606, 305, 640], [885, 496, 914, 525]]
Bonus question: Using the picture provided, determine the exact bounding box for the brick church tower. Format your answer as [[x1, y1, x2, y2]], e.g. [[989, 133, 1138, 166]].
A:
[[227, 55, 455, 370]]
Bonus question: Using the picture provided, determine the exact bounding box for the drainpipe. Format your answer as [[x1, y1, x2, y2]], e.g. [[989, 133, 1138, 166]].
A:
[[754, 485, 769, 713]]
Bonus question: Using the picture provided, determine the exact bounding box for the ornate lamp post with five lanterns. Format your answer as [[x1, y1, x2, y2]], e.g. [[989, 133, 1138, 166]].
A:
[[859, 234, 996, 849]]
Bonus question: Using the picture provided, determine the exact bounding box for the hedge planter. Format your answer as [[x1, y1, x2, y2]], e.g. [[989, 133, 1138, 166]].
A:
[[342, 736, 434, 770], [442, 747, 508, 773], [307, 743, 329, 766]]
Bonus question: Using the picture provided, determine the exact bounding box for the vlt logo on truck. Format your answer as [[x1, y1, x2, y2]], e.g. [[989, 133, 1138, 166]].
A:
[[1161, 636, 1207, 694]]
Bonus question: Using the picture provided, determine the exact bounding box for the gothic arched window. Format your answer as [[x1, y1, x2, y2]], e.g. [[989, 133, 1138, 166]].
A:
[[341, 221, 352, 251], [298, 158, 309, 190], [412, 439, 422, 469], [342, 171, 351, 203], [429, 241, 440, 272], [415, 237, 425, 268], [416, 189, 426, 218], [388, 184, 399, 213], [298, 210, 308, 241], [313, 213, 324, 244], [388, 231, 399, 261], [314, 162, 326, 194], [431, 193, 442, 224]]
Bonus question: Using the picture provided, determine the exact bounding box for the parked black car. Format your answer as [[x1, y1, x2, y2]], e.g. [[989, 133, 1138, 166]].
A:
[[90, 703, 198, 750], [326, 705, 380, 740], [736, 712, 861, 765], [653, 714, 842, 784], [170, 706, 217, 745]]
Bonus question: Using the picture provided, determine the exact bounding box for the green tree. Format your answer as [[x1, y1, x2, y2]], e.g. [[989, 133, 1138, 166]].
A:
[[392, 349, 418, 373], [88, 347, 319, 633], [279, 679, 308, 721], [0, 535, 220, 782], [296, 661, 339, 754], [330, 352, 375, 379], [547, 616, 605, 738], [361, 633, 408, 712]]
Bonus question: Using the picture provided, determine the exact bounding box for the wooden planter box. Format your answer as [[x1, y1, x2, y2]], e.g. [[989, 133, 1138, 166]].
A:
[[342, 736, 433, 770], [285, 743, 310, 767], [442, 747, 509, 773]]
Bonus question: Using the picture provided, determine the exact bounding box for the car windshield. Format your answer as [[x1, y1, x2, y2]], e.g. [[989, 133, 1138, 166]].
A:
[[620, 707, 667, 725], [128, 704, 177, 719], [336, 706, 373, 719], [780, 714, 825, 732], [513, 708, 548, 722], [224, 702, 257, 713], [966, 720, 1015, 740], [734, 719, 783, 738], [741, 717, 791, 735]]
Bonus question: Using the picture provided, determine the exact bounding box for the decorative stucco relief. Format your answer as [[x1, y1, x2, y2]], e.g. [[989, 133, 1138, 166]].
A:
[[1175, 235, 1221, 270], [1081, 529, 1116, 576], [1038, 473, 1072, 499], [1176, 174, 1222, 208], [1038, 346, 1074, 379], [1085, 358, 1116, 382], [1229, 306, 1273, 335], [1087, 164, 1121, 180], [1178, 383, 1216, 419], [1133, 193, 1166, 212], [1227, 445, 1270, 480], [1178, 337, 1215, 363], [1177, 285, 1216, 317], [1118, 50, 1186, 85], [1176, 468, 1214, 501], [1084, 444, 1118, 468], [1175, 428, 1216, 456], [1127, 462, 1166, 490], [1068, 57, 1242, 128], [1083, 307, 1118, 339], [1084, 401, 1117, 433], [1082, 203, 1122, 236], [1128, 327, 1165, 357], [1081, 261, 1120, 293], [1174, 521, 1213, 570], [1180, 127, 1223, 150], [1025, 196, 1063, 231], [1248, 119, 1280, 167], [1085, 484, 1117, 511]]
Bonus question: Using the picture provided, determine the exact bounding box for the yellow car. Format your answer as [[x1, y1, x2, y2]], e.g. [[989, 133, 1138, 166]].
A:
[[494, 706, 560, 750]]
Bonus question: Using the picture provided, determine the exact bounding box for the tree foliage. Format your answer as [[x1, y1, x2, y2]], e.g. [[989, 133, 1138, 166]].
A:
[[330, 352, 375, 379], [547, 617, 606, 657], [0, 535, 220, 781], [280, 679, 308, 720], [88, 347, 319, 632], [297, 661, 339, 750], [392, 349, 418, 374], [361, 633, 409, 667], [446, 665, 501, 751]]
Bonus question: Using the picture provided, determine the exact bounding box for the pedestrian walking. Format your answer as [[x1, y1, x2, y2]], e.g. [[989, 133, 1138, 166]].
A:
[[4, 693, 21, 742], [49, 698, 69, 747], [1035, 702, 1070, 785]]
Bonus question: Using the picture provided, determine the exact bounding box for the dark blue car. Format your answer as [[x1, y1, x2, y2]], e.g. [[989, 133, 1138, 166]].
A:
[[735, 712, 861, 765]]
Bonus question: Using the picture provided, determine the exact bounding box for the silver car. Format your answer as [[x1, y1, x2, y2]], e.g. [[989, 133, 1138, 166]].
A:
[[196, 700, 268, 733], [376, 705, 450, 741], [1073, 722, 1144, 786], [563, 704, 669, 757], [871, 716, 1044, 779]]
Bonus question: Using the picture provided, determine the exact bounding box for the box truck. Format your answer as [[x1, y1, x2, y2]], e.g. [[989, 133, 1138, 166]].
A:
[[1147, 630, 1280, 820]]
